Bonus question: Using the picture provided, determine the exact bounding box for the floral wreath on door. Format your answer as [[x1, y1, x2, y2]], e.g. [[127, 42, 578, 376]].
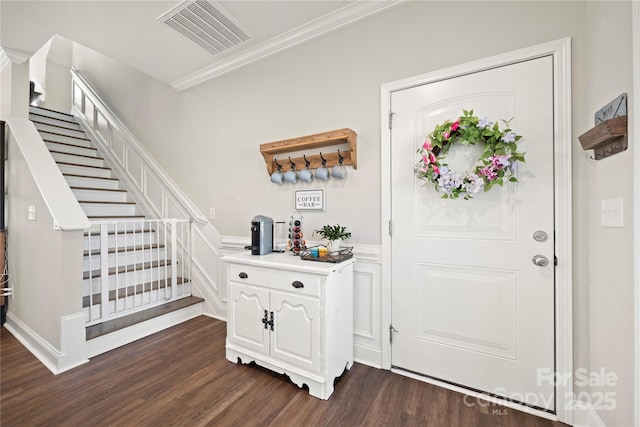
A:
[[415, 109, 525, 200]]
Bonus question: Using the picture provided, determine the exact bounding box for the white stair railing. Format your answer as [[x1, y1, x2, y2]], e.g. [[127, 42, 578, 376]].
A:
[[84, 219, 192, 325]]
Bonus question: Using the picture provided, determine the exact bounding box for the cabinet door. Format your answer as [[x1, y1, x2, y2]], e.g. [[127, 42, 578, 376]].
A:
[[228, 282, 270, 355], [270, 290, 320, 373]]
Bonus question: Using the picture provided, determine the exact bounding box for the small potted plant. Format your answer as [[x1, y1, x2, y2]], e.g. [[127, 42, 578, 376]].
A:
[[314, 224, 352, 252]]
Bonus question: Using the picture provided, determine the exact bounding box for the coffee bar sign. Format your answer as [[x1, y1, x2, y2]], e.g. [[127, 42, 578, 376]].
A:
[[295, 190, 325, 211]]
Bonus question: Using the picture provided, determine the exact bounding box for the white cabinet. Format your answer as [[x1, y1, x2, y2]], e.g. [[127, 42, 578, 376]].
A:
[[223, 252, 355, 399]]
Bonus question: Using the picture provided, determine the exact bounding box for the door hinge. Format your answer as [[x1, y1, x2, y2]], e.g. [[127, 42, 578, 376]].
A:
[[388, 112, 395, 129], [390, 324, 398, 344], [388, 220, 393, 237]]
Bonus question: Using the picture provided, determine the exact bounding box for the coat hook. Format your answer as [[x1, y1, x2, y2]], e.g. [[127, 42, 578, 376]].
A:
[[274, 158, 283, 171], [337, 148, 344, 164], [288, 156, 296, 170], [319, 152, 327, 166], [303, 154, 311, 168]]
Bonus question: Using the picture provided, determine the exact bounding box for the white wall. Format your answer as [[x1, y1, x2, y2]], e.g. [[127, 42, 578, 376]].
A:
[[585, 2, 635, 426], [29, 36, 73, 113]]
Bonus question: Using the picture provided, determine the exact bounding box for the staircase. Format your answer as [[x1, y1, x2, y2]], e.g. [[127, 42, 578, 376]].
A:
[[28, 106, 201, 339]]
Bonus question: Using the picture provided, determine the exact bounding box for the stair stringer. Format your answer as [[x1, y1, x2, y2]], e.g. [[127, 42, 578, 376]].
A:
[[70, 70, 227, 320]]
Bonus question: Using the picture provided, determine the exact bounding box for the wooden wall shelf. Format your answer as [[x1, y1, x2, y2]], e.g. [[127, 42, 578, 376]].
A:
[[578, 115, 628, 160], [260, 128, 357, 174]]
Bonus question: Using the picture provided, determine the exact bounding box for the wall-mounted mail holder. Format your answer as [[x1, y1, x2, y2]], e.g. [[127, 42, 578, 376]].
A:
[[578, 93, 628, 160], [260, 128, 357, 174]]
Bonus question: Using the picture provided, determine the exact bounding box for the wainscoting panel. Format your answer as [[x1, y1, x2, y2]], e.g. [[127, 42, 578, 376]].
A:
[[126, 145, 144, 191], [144, 170, 164, 217], [352, 254, 382, 368]]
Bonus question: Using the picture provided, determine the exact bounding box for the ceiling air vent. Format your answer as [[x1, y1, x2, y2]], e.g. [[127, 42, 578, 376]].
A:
[[159, 0, 250, 56]]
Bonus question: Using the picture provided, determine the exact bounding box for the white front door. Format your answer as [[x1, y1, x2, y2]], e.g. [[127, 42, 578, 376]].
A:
[[390, 56, 555, 411]]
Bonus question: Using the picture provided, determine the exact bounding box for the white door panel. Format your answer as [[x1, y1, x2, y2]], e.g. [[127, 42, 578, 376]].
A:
[[228, 282, 270, 354], [270, 290, 320, 372], [391, 56, 555, 411]]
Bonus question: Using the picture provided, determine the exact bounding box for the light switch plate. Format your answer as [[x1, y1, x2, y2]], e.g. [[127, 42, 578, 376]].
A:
[[601, 197, 623, 227]]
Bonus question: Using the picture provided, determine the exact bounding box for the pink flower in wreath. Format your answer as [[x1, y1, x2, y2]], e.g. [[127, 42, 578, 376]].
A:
[[432, 164, 441, 175], [429, 152, 437, 163], [422, 154, 431, 165], [443, 132, 450, 140], [479, 165, 497, 181], [423, 139, 432, 151], [451, 121, 460, 132]]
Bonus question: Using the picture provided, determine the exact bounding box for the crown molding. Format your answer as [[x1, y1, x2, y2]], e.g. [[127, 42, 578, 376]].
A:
[[0, 49, 9, 73], [0, 47, 31, 71], [171, 0, 406, 91]]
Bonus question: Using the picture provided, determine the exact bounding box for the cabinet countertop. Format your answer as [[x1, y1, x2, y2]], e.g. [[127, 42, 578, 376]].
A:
[[222, 251, 355, 274]]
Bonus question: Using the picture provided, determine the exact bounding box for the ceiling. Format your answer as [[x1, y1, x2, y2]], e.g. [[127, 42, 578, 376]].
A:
[[0, 0, 402, 91]]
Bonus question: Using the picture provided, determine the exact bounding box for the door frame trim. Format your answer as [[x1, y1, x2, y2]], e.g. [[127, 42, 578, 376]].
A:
[[380, 38, 573, 424], [632, 3, 640, 426]]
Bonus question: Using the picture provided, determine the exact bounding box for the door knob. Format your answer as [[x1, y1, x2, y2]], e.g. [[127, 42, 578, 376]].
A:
[[532, 254, 549, 267]]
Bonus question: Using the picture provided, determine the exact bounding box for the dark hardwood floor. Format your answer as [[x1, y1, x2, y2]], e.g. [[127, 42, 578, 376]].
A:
[[1, 316, 568, 426]]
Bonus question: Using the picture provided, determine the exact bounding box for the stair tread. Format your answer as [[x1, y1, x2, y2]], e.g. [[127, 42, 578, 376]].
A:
[[32, 119, 83, 133], [87, 215, 146, 220], [45, 140, 97, 151], [30, 112, 78, 126], [83, 277, 191, 306], [50, 149, 103, 161], [84, 259, 171, 279], [84, 243, 165, 256], [64, 173, 119, 181], [30, 106, 74, 118], [79, 200, 136, 205], [84, 228, 155, 236], [37, 130, 91, 142], [57, 161, 111, 170], [71, 186, 127, 192], [85, 295, 201, 340]]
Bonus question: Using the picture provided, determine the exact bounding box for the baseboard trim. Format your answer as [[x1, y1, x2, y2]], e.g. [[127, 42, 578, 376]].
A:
[[3, 312, 89, 375], [85, 302, 203, 358], [354, 342, 383, 369]]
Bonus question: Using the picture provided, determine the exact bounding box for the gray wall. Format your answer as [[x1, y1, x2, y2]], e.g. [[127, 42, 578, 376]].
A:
[[68, 1, 634, 425]]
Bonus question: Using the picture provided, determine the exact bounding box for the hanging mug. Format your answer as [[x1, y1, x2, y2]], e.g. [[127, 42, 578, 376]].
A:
[[299, 167, 314, 182], [271, 170, 284, 184], [284, 169, 298, 183], [315, 165, 330, 181], [284, 157, 298, 183], [271, 159, 285, 184], [332, 164, 347, 179], [299, 155, 314, 182], [332, 149, 347, 179]]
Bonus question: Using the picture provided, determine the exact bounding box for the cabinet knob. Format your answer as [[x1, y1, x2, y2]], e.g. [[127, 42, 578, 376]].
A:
[[292, 281, 304, 289], [239, 272, 248, 279]]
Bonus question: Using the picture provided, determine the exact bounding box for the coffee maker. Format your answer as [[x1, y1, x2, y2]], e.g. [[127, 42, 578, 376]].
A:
[[250, 215, 273, 255]]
